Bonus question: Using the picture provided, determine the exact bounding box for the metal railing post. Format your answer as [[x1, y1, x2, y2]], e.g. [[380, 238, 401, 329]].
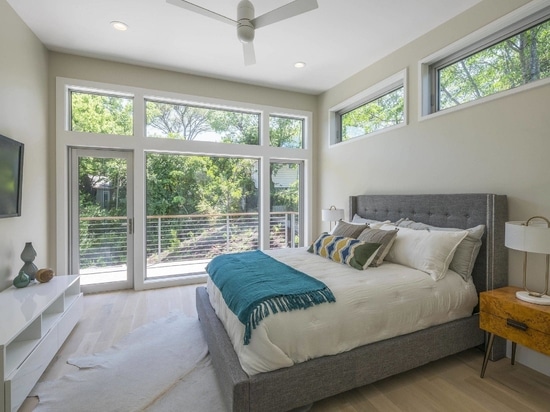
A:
[[157, 217, 161, 256]]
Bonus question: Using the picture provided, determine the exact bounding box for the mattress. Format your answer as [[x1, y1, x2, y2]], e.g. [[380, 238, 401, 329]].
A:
[[206, 247, 478, 376]]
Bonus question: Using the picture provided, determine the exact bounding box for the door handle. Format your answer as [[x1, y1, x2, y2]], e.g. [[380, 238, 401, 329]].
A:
[[128, 218, 134, 235]]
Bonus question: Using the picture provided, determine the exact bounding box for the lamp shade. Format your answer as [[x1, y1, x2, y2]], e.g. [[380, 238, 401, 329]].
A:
[[321, 207, 344, 222], [505, 220, 550, 254]]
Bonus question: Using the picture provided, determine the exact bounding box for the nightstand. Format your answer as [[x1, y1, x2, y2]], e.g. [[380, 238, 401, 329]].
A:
[[479, 286, 550, 377]]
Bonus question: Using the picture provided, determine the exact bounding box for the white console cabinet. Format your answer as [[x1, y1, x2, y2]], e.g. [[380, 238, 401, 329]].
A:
[[0, 275, 82, 412]]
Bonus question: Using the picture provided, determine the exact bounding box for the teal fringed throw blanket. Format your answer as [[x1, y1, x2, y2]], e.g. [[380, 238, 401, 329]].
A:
[[206, 250, 336, 345]]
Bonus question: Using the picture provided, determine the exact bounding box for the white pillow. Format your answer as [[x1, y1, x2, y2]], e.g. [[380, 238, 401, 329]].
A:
[[380, 224, 468, 281], [395, 219, 485, 281], [351, 214, 391, 229]]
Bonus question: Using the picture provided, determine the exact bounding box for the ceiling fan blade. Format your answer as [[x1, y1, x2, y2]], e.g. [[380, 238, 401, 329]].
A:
[[166, 0, 236, 26], [252, 0, 318, 29], [243, 42, 256, 66]]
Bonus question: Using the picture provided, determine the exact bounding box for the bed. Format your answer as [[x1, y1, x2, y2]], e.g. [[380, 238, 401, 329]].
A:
[[195, 193, 508, 412]]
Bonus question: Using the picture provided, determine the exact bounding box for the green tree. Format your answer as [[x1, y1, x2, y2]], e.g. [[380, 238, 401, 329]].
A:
[[146, 101, 212, 140], [71, 92, 133, 135], [269, 116, 303, 148], [208, 110, 259, 145], [341, 87, 404, 140], [439, 19, 550, 110]]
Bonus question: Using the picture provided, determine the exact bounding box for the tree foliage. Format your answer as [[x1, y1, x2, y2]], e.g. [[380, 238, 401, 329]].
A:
[[269, 116, 303, 148], [71, 92, 133, 135], [439, 19, 550, 110], [341, 87, 404, 141], [146, 101, 212, 140], [73, 95, 302, 217]]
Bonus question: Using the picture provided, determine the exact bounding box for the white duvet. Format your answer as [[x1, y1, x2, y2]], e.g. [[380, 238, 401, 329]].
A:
[[206, 247, 478, 376]]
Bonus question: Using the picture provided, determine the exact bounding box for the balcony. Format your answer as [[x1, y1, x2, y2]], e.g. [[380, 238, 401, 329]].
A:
[[79, 212, 300, 284]]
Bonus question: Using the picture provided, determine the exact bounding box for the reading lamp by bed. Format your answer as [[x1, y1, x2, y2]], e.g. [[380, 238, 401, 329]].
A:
[[321, 206, 344, 230], [505, 216, 550, 305]]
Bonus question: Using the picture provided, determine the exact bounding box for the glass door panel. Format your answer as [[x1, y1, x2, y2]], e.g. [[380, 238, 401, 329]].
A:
[[270, 162, 303, 248], [70, 149, 133, 292]]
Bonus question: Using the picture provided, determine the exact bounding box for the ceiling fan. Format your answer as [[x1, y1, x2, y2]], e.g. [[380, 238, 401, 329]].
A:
[[166, 0, 319, 66]]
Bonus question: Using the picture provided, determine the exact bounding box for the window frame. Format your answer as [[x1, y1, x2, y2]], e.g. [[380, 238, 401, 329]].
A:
[[328, 69, 408, 146], [420, 0, 550, 119], [56, 77, 313, 291]]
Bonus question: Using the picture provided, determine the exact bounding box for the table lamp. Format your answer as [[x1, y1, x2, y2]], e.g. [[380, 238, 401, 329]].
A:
[[505, 216, 550, 305], [321, 206, 344, 231]]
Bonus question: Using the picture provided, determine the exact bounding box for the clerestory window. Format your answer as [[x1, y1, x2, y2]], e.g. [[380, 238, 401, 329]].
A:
[[329, 70, 407, 146], [422, 4, 550, 115]]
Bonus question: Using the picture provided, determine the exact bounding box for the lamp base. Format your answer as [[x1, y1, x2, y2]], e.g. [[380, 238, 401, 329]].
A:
[[516, 290, 550, 305]]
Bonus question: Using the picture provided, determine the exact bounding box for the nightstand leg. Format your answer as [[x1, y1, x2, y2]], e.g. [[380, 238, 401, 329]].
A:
[[481, 333, 495, 378], [511, 342, 517, 365]]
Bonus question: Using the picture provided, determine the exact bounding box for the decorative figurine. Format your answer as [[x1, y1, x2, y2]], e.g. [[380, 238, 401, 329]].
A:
[[36, 268, 55, 283], [13, 270, 30, 288]]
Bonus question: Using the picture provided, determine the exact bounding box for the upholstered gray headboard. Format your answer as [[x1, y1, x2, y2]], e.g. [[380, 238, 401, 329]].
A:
[[350, 194, 508, 295]]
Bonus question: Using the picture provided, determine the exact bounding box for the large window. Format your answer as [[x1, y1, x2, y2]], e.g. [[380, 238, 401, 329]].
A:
[[328, 70, 407, 145], [422, 4, 550, 115], [58, 79, 312, 288]]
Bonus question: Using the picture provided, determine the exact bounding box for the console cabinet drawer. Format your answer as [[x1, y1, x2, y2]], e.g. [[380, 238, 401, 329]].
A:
[[0, 276, 81, 412], [4, 329, 57, 412]]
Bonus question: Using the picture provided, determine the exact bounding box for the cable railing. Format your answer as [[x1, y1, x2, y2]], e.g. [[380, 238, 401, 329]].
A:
[[79, 212, 300, 273]]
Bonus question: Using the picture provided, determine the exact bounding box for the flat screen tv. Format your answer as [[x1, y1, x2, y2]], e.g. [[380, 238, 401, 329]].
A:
[[0, 134, 24, 218]]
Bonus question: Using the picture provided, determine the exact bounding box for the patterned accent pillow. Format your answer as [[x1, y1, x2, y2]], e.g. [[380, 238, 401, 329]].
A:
[[357, 228, 398, 267], [331, 220, 369, 239], [308, 233, 381, 270]]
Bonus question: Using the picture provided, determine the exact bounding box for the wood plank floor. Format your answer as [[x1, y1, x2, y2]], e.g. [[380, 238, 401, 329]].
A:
[[20, 284, 550, 412]]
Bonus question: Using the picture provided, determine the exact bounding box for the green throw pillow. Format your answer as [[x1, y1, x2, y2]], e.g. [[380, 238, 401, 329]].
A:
[[308, 233, 381, 270]]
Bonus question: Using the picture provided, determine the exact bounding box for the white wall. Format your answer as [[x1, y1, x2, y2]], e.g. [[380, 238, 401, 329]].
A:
[[0, 0, 49, 292], [317, 0, 550, 374]]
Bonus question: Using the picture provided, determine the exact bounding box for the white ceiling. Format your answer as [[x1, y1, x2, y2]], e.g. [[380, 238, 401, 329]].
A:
[[7, 0, 481, 95]]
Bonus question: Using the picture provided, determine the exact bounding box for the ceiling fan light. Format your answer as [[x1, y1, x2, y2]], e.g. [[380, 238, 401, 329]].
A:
[[237, 23, 255, 43]]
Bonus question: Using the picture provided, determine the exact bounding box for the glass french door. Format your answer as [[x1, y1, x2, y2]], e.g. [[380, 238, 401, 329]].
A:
[[69, 148, 134, 292]]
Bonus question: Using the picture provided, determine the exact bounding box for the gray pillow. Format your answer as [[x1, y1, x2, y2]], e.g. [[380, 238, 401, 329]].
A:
[[396, 219, 485, 281], [331, 220, 368, 239], [357, 228, 398, 267]]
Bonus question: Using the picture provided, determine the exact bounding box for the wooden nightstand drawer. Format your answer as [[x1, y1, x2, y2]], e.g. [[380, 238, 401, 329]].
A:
[[480, 287, 550, 335], [479, 286, 550, 377], [479, 311, 550, 356]]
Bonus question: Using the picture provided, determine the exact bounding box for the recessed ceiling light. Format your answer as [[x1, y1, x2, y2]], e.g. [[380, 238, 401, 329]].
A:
[[111, 21, 128, 31], [294, 62, 306, 69]]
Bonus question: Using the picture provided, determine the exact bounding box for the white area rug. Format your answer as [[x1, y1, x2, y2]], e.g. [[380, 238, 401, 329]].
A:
[[32, 314, 226, 412]]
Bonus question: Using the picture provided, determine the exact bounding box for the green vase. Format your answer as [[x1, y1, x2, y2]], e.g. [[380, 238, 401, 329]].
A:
[[13, 270, 30, 288], [20, 242, 38, 280]]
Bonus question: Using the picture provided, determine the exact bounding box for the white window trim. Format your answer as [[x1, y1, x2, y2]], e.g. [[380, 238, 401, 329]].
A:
[[56, 77, 313, 290], [419, 0, 550, 120], [328, 69, 408, 147]]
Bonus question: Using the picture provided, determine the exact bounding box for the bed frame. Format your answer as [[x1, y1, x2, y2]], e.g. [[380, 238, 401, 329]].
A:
[[195, 193, 508, 412]]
